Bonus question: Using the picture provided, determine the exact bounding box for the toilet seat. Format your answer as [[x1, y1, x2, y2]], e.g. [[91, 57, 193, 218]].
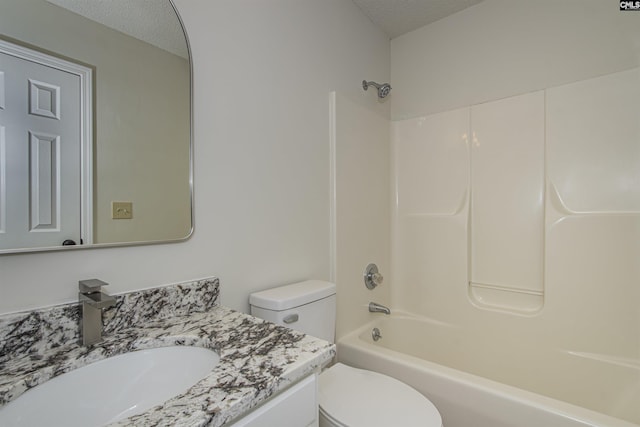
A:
[[318, 363, 443, 427]]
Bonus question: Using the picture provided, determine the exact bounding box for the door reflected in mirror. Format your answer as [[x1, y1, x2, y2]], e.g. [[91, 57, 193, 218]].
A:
[[0, 0, 192, 253]]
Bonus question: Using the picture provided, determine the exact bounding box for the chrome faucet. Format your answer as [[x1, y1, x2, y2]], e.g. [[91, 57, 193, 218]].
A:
[[368, 302, 391, 315], [79, 279, 116, 346]]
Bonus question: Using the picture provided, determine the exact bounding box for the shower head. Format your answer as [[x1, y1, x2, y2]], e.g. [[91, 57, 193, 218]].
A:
[[363, 80, 392, 99]]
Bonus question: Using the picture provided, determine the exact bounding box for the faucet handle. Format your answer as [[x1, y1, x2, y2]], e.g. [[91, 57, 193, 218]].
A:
[[79, 279, 109, 293], [364, 263, 384, 289]]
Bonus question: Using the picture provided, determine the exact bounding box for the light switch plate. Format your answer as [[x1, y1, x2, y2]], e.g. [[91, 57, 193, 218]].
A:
[[112, 201, 133, 219]]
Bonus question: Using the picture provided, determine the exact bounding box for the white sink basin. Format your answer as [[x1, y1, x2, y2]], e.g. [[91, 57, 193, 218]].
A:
[[0, 346, 220, 427]]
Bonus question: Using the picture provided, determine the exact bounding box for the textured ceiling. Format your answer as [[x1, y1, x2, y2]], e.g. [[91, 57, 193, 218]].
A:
[[45, 1, 483, 58], [352, 0, 484, 39], [46, 0, 188, 58]]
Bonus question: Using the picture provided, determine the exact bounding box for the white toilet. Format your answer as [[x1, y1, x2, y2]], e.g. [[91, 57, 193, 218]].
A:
[[249, 280, 443, 427]]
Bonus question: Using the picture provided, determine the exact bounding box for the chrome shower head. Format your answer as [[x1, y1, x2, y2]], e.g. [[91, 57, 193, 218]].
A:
[[363, 80, 392, 99]]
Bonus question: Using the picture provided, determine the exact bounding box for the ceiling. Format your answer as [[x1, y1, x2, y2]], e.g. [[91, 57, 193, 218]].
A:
[[46, 0, 188, 58], [45, 0, 484, 58], [352, 0, 484, 39]]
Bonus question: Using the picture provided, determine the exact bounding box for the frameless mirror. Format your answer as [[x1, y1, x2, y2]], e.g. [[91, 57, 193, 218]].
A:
[[0, 0, 192, 254]]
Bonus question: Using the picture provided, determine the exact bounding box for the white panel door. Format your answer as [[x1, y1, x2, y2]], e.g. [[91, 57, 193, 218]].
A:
[[0, 49, 81, 250]]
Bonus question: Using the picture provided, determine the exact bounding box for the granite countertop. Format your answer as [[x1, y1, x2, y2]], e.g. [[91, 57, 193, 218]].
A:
[[0, 279, 335, 426]]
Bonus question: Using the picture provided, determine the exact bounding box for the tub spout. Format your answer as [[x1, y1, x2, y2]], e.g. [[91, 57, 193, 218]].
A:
[[369, 302, 390, 315]]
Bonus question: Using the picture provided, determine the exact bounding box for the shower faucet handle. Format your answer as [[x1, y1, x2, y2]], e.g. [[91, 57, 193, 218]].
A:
[[364, 263, 384, 289]]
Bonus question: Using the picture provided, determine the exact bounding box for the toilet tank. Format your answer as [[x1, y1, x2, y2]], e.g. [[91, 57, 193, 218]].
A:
[[249, 280, 336, 343]]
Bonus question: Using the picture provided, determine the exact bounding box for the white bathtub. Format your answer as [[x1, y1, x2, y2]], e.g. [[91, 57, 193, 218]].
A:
[[337, 314, 640, 427]]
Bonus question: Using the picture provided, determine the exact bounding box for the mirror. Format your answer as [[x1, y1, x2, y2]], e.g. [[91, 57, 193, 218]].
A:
[[0, 0, 192, 254]]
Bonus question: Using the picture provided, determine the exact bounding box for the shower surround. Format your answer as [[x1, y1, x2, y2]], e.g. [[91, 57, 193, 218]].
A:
[[332, 2, 640, 426], [387, 1, 639, 424], [332, 68, 640, 426]]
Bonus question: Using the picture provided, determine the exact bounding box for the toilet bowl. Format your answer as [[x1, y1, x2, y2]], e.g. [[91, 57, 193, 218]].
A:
[[319, 363, 442, 427], [249, 280, 443, 427]]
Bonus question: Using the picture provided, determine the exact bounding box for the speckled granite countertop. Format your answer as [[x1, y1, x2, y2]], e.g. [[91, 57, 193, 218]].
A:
[[0, 278, 335, 426]]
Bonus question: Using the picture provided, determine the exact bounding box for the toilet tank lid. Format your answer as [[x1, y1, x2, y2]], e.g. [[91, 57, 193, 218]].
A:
[[249, 280, 336, 311]]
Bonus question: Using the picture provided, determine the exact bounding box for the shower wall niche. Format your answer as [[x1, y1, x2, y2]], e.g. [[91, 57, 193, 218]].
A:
[[392, 67, 640, 319], [469, 91, 545, 313]]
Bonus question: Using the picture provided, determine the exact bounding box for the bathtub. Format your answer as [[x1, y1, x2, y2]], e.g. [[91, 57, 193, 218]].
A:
[[337, 314, 640, 427]]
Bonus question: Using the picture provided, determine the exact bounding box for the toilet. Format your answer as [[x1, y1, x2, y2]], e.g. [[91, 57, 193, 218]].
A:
[[249, 280, 443, 427]]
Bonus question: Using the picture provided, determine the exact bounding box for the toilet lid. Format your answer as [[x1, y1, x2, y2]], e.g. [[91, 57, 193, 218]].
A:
[[319, 363, 442, 427]]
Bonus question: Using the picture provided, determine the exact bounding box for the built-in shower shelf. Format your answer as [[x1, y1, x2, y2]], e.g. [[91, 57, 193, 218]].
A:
[[470, 91, 545, 311], [468, 281, 543, 315], [549, 183, 640, 217], [403, 189, 468, 217]]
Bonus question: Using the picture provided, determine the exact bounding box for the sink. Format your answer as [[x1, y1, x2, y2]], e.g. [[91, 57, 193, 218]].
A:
[[0, 346, 220, 426]]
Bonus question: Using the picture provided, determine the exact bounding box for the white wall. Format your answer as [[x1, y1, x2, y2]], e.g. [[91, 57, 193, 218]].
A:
[[391, 0, 640, 120], [0, 0, 390, 315]]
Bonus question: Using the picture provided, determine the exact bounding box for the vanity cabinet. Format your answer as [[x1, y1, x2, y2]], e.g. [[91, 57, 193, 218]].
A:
[[228, 374, 318, 427]]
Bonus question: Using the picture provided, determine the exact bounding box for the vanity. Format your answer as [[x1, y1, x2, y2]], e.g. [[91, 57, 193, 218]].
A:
[[0, 278, 335, 426]]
